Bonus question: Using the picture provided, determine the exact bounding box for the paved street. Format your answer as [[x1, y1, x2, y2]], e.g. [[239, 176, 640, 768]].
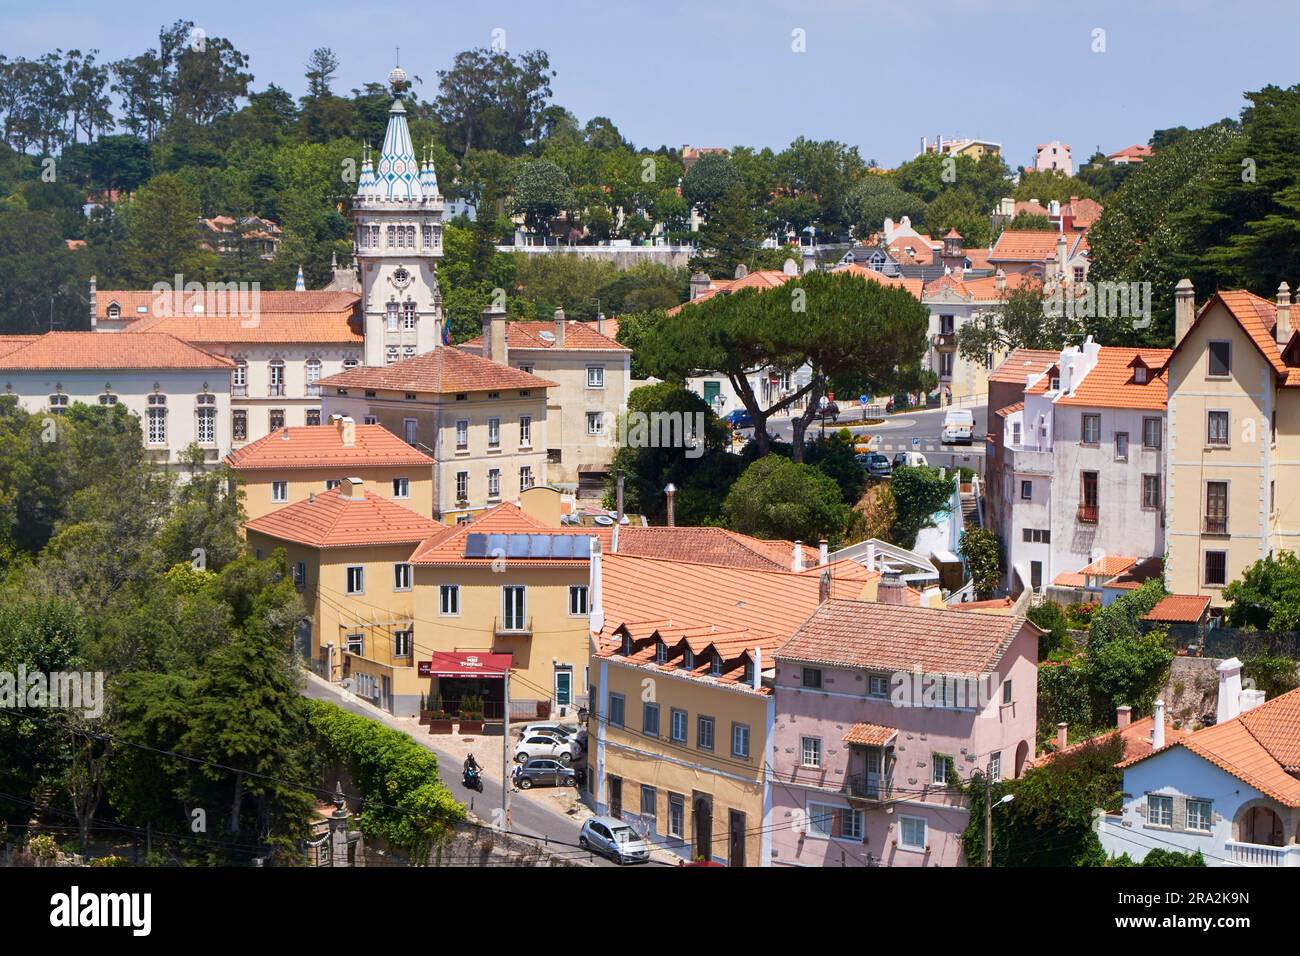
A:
[[761, 404, 989, 472]]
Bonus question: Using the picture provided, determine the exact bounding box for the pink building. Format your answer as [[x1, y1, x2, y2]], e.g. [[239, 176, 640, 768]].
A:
[[769, 595, 1040, 867]]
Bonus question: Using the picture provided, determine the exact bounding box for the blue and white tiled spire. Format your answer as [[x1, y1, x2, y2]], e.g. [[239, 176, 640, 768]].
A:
[[357, 66, 431, 203]]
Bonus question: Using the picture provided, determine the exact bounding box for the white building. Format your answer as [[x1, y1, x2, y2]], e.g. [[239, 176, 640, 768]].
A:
[[1032, 141, 1073, 176], [1097, 661, 1300, 868], [0, 332, 233, 465], [996, 338, 1170, 595]]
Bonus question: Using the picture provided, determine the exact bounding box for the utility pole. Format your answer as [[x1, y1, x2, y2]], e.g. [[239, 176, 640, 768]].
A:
[[502, 669, 511, 832], [983, 762, 993, 868]]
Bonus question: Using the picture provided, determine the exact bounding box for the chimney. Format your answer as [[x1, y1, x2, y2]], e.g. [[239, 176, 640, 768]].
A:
[[588, 536, 604, 636], [689, 271, 711, 301], [802, 247, 816, 275], [1116, 705, 1132, 729], [615, 471, 625, 522], [1055, 233, 1068, 281], [554, 307, 566, 348], [596, 311, 606, 337], [734, 264, 749, 280], [339, 476, 364, 500], [877, 570, 907, 605], [865, 540, 877, 571], [782, 258, 799, 277], [664, 483, 676, 527], [994, 268, 1006, 294], [819, 569, 831, 604], [1216, 657, 1244, 724], [752, 647, 762, 691], [792, 541, 805, 572], [89, 275, 97, 329], [481, 302, 508, 365], [336, 415, 356, 447], [1152, 700, 1165, 749], [818, 539, 829, 566], [1174, 278, 1195, 347], [1056, 722, 1068, 751], [1276, 281, 1291, 347]]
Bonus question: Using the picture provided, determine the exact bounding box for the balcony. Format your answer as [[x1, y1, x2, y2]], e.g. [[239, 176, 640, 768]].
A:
[[1203, 514, 1228, 536], [494, 616, 533, 638], [1077, 504, 1099, 524], [844, 772, 892, 803], [232, 385, 247, 398], [267, 384, 285, 397], [307, 383, 321, 397], [932, 332, 958, 351], [1224, 841, 1300, 867]]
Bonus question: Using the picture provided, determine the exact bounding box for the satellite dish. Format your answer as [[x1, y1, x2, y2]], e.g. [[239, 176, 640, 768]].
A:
[[593, 514, 615, 526]]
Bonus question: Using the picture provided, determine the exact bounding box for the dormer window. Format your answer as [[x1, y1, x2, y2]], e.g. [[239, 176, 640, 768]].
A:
[[681, 649, 695, 670], [1050, 377, 1060, 391], [655, 642, 666, 664], [743, 660, 754, 684], [106, 303, 121, 320], [710, 654, 722, 676], [621, 634, 633, 656], [1134, 366, 1148, 384]]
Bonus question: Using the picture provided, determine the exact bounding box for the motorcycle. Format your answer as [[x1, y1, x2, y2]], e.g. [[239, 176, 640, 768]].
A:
[[462, 765, 484, 793]]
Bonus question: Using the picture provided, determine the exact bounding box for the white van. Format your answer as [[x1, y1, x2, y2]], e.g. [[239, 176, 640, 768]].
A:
[[942, 409, 974, 445], [892, 451, 929, 469]]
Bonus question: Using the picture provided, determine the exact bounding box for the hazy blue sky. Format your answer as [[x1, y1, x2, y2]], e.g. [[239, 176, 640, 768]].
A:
[[5, 0, 1299, 167]]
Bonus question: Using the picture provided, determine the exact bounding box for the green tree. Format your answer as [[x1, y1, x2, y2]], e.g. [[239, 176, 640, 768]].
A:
[[959, 527, 1002, 598], [1013, 169, 1098, 204], [723, 455, 849, 544], [887, 466, 952, 549], [1223, 551, 1300, 631], [434, 48, 554, 155], [846, 173, 924, 237], [1242, 652, 1300, 699], [119, 171, 215, 284], [956, 283, 1074, 365], [510, 159, 573, 238], [681, 152, 741, 218]]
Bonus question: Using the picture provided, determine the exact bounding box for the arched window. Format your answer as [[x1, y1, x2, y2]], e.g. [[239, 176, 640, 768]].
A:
[[386, 225, 395, 247], [406, 225, 415, 248], [343, 356, 359, 370], [98, 393, 117, 406]]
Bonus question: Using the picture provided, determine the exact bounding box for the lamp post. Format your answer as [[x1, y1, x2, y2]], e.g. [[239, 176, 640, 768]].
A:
[[984, 779, 1013, 867]]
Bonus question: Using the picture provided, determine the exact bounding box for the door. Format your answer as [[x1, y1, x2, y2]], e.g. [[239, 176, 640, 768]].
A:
[[728, 810, 746, 867], [381, 675, 391, 713], [693, 796, 712, 862], [503, 586, 526, 630], [864, 748, 882, 798], [609, 776, 623, 819], [555, 668, 572, 707], [404, 418, 418, 444], [1031, 561, 1043, 592], [703, 381, 720, 408]]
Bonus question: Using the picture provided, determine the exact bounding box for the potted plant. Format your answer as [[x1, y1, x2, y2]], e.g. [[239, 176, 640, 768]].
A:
[[418, 692, 433, 725], [458, 695, 485, 735], [536, 699, 552, 720], [427, 695, 454, 735]]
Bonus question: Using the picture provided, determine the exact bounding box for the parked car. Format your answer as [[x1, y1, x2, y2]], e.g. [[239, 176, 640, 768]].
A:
[[515, 734, 574, 764], [892, 451, 929, 469], [516, 722, 576, 740], [942, 408, 974, 445], [855, 452, 892, 478], [513, 757, 576, 789], [579, 816, 651, 865], [723, 409, 753, 429]]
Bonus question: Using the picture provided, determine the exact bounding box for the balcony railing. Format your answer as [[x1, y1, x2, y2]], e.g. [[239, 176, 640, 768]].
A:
[[232, 384, 247, 397], [1203, 514, 1228, 535], [267, 384, 285, 397], [1223, 840, 1300, 867], [932, 332, 958, 351], [307, 383, 321, 397], [494, 616, 533, 638], [1077, 504, 1099, 523], [844, 773, 891, 802]]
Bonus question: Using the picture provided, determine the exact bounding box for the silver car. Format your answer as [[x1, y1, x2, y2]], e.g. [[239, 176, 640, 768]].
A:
[[579, 816, 651, 865]]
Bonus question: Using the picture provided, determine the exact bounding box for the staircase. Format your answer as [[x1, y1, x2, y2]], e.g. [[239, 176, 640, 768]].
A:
[[960, 490, 981, 529]]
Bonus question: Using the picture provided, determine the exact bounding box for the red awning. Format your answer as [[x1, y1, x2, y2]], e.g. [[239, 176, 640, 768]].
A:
[[419, 652, 513, 678]]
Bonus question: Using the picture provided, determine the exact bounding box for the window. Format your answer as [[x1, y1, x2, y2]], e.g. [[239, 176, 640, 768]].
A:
[[1204, 550, 1227, 587], [232, 409, 247, 442], [1147, 794, 1174, 827], [519, 465, 533, 490], [1204, 481, 1228, 535], [640, 785, 656, 820], [393, 563, 412, 591], [326, 479, 341, 490], [345, 566, 364, 595], [1271, 480, 1277, 515], [345, 633, 364, 657], [1144, 476, 1164, 512], [386, 301, 399, 331], [232, 360, 247, 394], [1081, 413, 1101, 445], [670, 708, 687, 743], [802, 667, 822, 689], [1020, 480, 1032, 500], [392, 477, 409, 499], [439, 584, 459, 615], [487, 468, 500, 500], [519, 415, 532, 447], [1011, 422, 1021, 446], [392, 630, 413, 658], [487, 417, 500, 449], [455, 419, 468, 451], [1207, 410, 1229, 446], [801, 736, 822, 768], [107, 303, 121, 319], [306, 409, 321, 426], [1133, 419, 1159, 453], [1114, 431, 1129, 461], [272, 481, 288, 502], [1207, 341, 1231, 378], [868, 675, 889, 697], [988, 751, 1002, 782], [306, 358, 322, 395], [402, 301, 417, 330], [931, 753, 953, 785], [269, 409, 285, 432], [455, 471, 468, 501], [568, 585, 588, 616], [609, 693, 625, 728], [145, 394, 167, 443], [586, 412, 603, 436], [502, 585, 526, 630], [292, 561, 306, 591], [1134, 365, 1148, 384], [732, 723, 750, 759], [363, 415, 377, 425], [587, 366, 605, 388], [642, 702, 660, 738], [1022, 528, 1050, 544], [97, 392, 117, 406], [386, 345, 398, 364], [899, 815, 927, 850], [1186, 799, 1213, 833], [697, 716, 715, 752], [268, 360, 285, 396], [1002, 680, 1013, 705], [668, 795, 685, 839], [807, 803, 836, 838]]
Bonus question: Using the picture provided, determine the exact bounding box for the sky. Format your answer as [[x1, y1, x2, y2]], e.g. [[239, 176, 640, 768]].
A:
[[5, 0, 1300, 168]]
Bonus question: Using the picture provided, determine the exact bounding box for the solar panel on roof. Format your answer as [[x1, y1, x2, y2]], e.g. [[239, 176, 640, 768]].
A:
[[550, 535, 573, 559], [574, 535, 593, 557], [464, 533, 488, 558], [507, 534, 530, 559], [528, 534, 552, 558]]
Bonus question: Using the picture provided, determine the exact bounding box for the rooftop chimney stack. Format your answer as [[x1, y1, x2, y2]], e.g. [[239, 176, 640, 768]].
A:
[[689, 271, 711, 301], [554, 307, 566, 348], [664, 482, 677, 527], [482, 302, 508, 365], [792, 541, 805, 572], [337, 415, 356, 448], [1056, 722, 1068, 751], [752, 647, 762, 691], [818, 539, 829, 567], [1116, 705, 1132, 729], [340, 476, 364, 500], [1276, 281, 1292, 347], [1152, 700, 1166, 749], [615, 471, 625, 523], [877, 570, 907, 605], [1174, 278, 1195, 347], [1216, 657, 1244, 724], [819, 569, 832, 604], [89, 275, 97, 329], [596, 311, 607, 337]]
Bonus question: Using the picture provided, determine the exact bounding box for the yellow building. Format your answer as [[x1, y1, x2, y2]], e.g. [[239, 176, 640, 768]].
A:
[[226, 416, 435, 522], [244, 477, 446, 713], [1164, 280, 1300, 604], [584, 546, 878, 866]]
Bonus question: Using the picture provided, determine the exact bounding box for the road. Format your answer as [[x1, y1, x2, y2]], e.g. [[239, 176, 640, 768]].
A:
[[302, 672, 619, 866], [764, 404, 989, 472]]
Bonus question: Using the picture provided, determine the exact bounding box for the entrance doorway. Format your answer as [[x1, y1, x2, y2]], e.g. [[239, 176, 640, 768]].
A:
[[728, 810, 746, 867], [608, 776, 622, 819], [693, 795, 713, 862]]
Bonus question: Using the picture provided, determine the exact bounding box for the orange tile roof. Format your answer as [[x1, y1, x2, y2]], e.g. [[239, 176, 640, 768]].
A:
[[1055, 347, 1170, 410], [0, 332, 233, 370], [1066, 197, 1103, 229], [989, 348, 1060, 384], [885, 237, 934, 265], [923, 270, 1038, 303], [955, 596, 1016, 613], [225, 423, 435, 471], [318, 347, 557, 394], [408, 501, 592, 566], [245, 487, 445, 549], [1142, 594, 1212, 624], [843, 722, 897, 747], [610, 526, 820, 571], [666, 269, 796, 315], [994, 401, 1024, 418], [1051, 571, 1088, 588], [830, 263, 924, 298], [1079, 555, 1138, 577], [126, 313, 362, 344], [990, 230, 1075, 262], [97, 289, 358, 322], [777, 599, 1031, 675], [1034, 717, 1188, 768], [1107, 144, 1152, 162], [1105, 556, 1163, 590], [462, 320, 628, 352], [0, 335, 40, 358]]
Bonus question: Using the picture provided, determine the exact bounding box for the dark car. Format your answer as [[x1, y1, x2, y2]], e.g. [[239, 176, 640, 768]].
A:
[[723, 409, 753, 429], [855, 452, 892, 479], [514, 757, 576, 789], [819, 401, 840, 422]]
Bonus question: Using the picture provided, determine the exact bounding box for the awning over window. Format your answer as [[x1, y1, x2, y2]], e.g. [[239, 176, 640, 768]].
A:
[[418, 652, 513, 678]]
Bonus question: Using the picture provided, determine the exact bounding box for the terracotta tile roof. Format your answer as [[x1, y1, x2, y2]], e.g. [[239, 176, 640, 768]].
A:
[[955, 596, 1016, 613], [989, 230, 1076, 263], [666, 269, 796, 315], [1065, 197, 1103, 229], [0, 335, 40, 358], [317, 348, 557, 394], [126, 313, 362, 344], [830, 263, 924, 298], [1142, 594, 1211, 624], [610, 526, 819, 571], [989, 348, 1060, 384], [96, 289, 358, 322], [843, 722, 897, 747], [245, 487, 445, 549], [225, 423, 435, 471], [923, 270, 1038, 303], [776, 599, 1031, 675], [1052, 571, 1088, 588], [1240, 686, 1300, 772], [1034, 717, 1188, 768], [1107, 144, 1152, 162], [885, 237, 934, 265], [462, 320, 628, 352], [1105, 557, 1163, 590], [1079, 555, 1138, 577], [1055, 347, 1170, 410], [0, 332, 233, 370], [994, 401, 1024, 418], [408, 501, 595, 566], [1217, 290, 1288, 376]]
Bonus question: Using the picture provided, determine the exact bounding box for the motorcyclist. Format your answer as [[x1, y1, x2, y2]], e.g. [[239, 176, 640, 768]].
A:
[[463, 754, 479, 778]]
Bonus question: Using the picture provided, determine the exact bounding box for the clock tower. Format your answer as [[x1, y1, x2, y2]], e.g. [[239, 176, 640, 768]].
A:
[[354, 66, 445, 367]]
